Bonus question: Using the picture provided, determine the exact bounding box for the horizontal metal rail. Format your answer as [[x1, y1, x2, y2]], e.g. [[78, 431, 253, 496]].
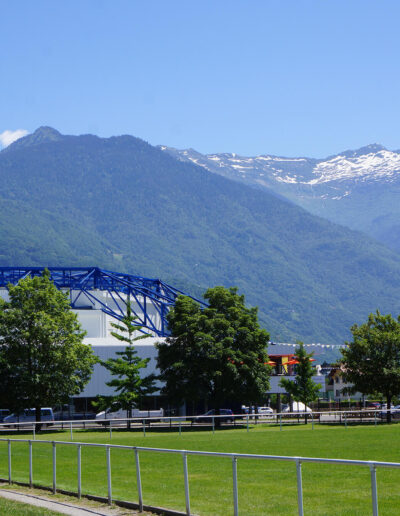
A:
[[0, 408, 396, 430], [1, 437, 400, 467], [1, 437, 397, 515]]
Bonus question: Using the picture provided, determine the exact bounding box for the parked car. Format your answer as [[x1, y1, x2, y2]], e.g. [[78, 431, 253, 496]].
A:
[[0, 409, 10, 423], [379, 406, 400, 418], [241, 406, 273, 415], [53, 410, 96, 421], [4, 408, 54, 427], [257, 406, 274, 416], [366, 402, 381, 409], [195, 409, 235, 423]]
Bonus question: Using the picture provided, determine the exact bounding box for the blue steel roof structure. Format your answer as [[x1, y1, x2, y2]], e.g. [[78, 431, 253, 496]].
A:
[[0, 267, 204, 337]]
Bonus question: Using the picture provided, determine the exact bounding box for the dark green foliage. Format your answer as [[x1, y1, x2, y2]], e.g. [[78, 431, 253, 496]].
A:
[[341, 311, 400, 422], [95, 301, 157, 422], [2, 128, 400, 342], [280, 342, 321, 422], [157, 287, 270, 411], [0, 269, 96, 422]]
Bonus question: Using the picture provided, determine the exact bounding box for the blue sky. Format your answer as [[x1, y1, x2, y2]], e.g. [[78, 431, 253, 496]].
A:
[[1, 1, 399, 157]]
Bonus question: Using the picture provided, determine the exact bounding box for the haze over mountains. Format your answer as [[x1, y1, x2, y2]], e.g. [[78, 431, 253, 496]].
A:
[[1, 127, 400, 344], [162, 144, 400, 253]]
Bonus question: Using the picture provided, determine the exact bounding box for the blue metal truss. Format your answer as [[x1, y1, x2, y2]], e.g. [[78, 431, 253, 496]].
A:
[[0, 267, 205, 336]]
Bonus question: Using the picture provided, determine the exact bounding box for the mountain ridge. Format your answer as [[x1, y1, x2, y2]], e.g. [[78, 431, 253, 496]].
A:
[[161, 144, 400, 252], [2, 127, 400, 343]]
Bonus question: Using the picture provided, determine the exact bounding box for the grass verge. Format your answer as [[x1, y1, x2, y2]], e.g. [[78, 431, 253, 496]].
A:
[[0, 496, 60, 515]]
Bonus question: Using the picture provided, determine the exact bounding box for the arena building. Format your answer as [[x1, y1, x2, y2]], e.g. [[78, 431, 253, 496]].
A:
[[0, 267, 325, 415], [0, 266, 204, 414]]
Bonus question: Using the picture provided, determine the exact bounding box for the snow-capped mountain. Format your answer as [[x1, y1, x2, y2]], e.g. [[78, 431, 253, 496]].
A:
[[161, 143, 400, 188], [160, 144, 400, 253]]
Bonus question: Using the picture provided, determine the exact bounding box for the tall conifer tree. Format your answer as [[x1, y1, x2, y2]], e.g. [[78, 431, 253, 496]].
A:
[[96, 300, 157, 428]]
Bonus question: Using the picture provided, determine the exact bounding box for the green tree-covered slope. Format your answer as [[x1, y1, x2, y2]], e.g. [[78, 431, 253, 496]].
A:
[[1, 127, 400, 343]]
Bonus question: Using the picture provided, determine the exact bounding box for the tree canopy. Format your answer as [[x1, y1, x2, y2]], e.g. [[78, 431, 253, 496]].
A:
[[157, 286, 271, 415], [279, 342, 320, 422], [341, 311, 400, 422], [95, 301, 157, 426], [0, 269, 96, 425]]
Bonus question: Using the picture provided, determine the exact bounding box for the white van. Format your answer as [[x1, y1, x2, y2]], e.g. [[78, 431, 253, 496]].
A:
[[95, 407, 164, 422]]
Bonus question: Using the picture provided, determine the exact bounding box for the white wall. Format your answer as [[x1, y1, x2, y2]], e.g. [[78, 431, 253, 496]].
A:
[[78, 337, 165, 398], [269, 375, 325, 394]]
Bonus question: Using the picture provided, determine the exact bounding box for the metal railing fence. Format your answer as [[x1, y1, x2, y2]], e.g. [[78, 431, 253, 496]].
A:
[[1, 437, 399, 516], [0, 408, 397, 440]]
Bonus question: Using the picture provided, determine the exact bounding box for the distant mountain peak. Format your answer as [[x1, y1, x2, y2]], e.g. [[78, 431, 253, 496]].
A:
[[33, 126, 62, 138], [2, 126, 64, 152], [340, 143, 387, 159]]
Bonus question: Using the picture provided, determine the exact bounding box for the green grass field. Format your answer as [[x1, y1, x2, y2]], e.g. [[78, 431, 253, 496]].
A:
[[0, 423, 399, 515]]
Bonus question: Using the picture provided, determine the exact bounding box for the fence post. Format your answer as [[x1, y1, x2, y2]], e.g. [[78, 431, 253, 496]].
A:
[[33, 425, 35, 441], [52, 442, 56, 494], [232, 456, 239, 516], [70, 422, 73, 441], [109, 420, 112, 440], [179, 420, 181, 436], [212, 416, 215, 435], [311, 413, 314, 430], [246, 414, 249, 433], [134, 449, 143, 512], [370, 464, 378, 516], [7, 440, 11, 485], [182, 452, 190, 515], [280, 414, 282, 431], [29, 440, 33, 487], [106, 446, 112, 505], [296, 459, 304, 516], [77, 444, 82, 499], [142, 419, 146, 437]]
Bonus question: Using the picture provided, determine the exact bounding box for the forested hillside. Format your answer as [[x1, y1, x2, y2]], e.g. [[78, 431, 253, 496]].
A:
[[1, 127, 400, 342]]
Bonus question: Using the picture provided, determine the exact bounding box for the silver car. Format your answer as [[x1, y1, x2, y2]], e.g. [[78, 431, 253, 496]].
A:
[[3, 408, 54, 428]]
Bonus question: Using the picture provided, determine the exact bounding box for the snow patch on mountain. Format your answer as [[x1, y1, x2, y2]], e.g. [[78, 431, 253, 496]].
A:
[[309, 150, 400, 184], [159, 144, 400, 199]]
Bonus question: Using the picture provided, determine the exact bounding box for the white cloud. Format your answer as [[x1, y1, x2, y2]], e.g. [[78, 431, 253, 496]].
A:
[[0, 129, 29, 148]]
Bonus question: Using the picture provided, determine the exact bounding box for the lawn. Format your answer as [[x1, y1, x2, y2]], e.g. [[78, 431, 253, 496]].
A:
[[0, 423, 399, 515], [0, 497, 59, 515]]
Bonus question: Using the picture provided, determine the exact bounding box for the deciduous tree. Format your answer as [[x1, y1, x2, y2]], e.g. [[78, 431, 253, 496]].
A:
[[157, 286, 270, 422], [341, 311, 400, 423], [0, 269, 96, 430]]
